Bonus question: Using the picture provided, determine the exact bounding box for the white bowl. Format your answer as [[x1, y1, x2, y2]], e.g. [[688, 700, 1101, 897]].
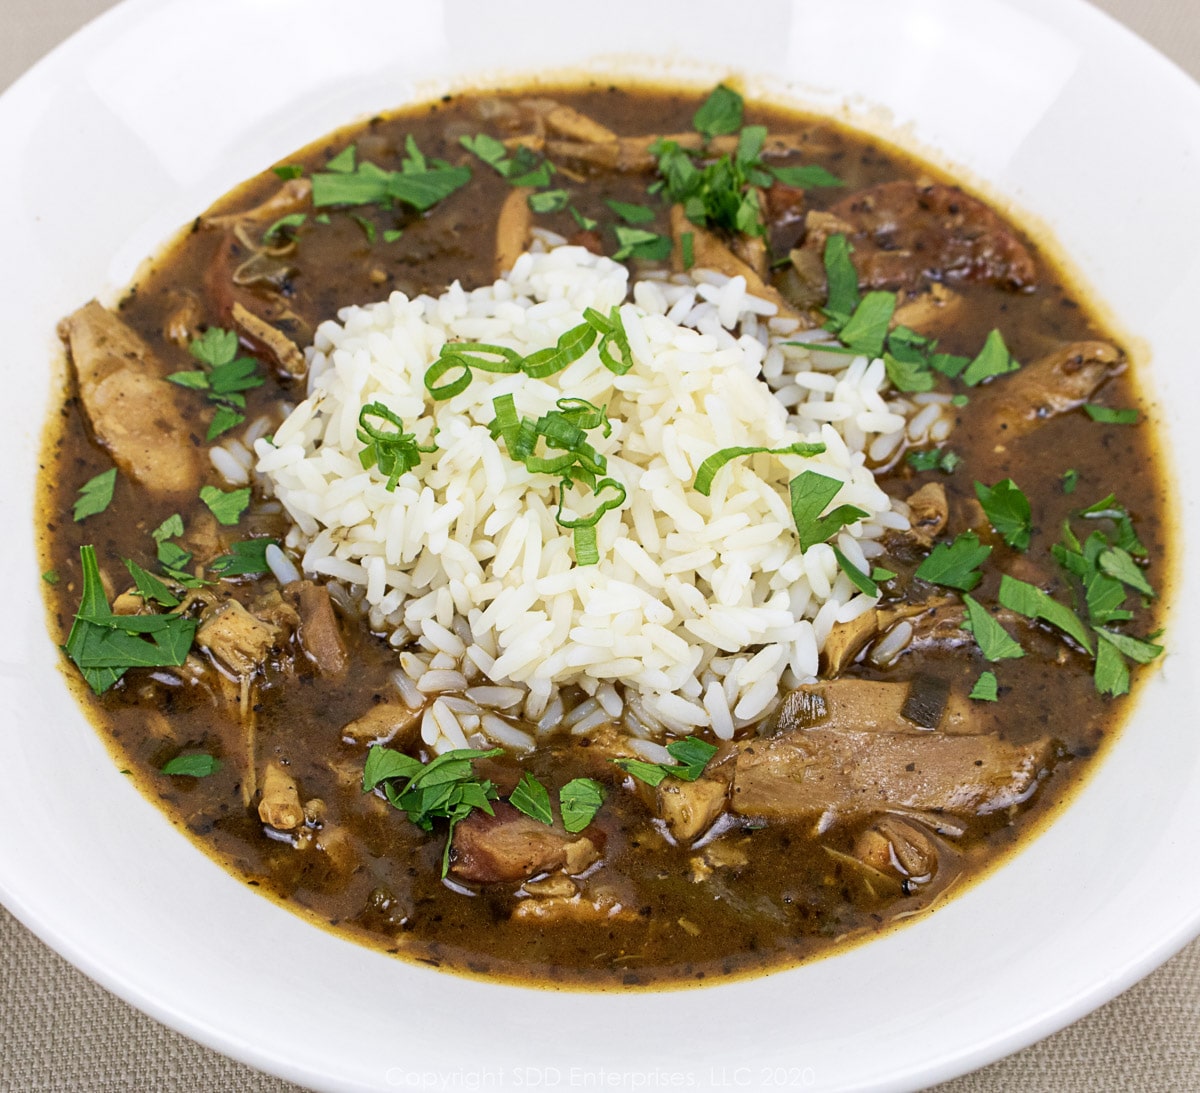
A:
[[2, 1, 1199, 1090]]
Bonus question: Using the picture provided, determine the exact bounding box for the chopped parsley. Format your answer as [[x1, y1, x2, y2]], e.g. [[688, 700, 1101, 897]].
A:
[[997, 575, 1094, 654], [612, 737, 719, 787], [311, 139, 472, 212], [914, 531, 992, 592], [969, 671, 999, 702], [832, 546, 880, 598], [975, 478, 1033, 551], [73, 468, 117, 522], [168, 327, 265, 441], [150, 513, 205, 587], [606, 199, 656, 224], [208, 538, 279, 579], [262, 212, 306, 244], [1062, 468, 1079, 494], [789, 472, 870, 551], [650, 86, 841, 241], [559, 778, 606, 833], [612, 225, 672, 261], [1084, 404, 1140, 425], [199, 485, 251, 527], [125, 559, 180, 608], [961, 329, 1020, 386], [508, 770, 553, 825], [906, 447, 961, 474], [961, 594, 1024, 661], [363, 747, 605, 875], [363, 745, 502, 877], [161, 754, 221, 777], [63, 545, 198, 695]]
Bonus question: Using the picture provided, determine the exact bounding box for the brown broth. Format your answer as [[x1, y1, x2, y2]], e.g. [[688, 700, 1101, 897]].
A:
[[37, 83, 1170, 989]]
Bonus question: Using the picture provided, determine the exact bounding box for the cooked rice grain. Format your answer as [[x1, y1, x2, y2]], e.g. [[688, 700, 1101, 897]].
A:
[[258, 246, 931, 746]]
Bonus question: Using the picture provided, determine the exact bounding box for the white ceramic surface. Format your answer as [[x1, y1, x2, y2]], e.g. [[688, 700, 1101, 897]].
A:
[[2, 1, 1199, 1090]]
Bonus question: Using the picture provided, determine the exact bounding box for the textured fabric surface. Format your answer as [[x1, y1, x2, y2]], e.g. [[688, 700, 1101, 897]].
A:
[[3, 0, 1200, 1090]]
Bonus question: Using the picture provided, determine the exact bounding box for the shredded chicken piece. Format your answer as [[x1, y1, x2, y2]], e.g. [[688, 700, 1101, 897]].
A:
[[204, 178, 312, 229], [891, 283, 963, 336], [520, 99, 618, 143], [904, 482, 949, 549], [231, 301, 307, 383], [285, 581, 349, 676], [259, 761, 304, 831], [669, 206, 796, 317], [58, 302, 203, 496], [341, 702, 423, 748], [854, 816, 939, 883], [495, 187, 534, 277], [984, 341, 1125, 439], [196, 599, 282, 677], [511, 886, 635, 924]]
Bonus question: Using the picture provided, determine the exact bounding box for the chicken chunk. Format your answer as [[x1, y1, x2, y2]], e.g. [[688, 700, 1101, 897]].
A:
[[732, 726, 1056, 824], [341, 702, 423, 748], [798, 180, 1037, 292], [58, 302, 203, 496], [982, 341, 1125, 439], [449, 802, 603, 883], [645, 773, 730, 843], [854, 815, 939, 883], [495, 187, 534, 276], [771, 678, 972, 736], [258, 761, 304, 831], [285, 581, 349, 676], [196, 599, 283, 677]]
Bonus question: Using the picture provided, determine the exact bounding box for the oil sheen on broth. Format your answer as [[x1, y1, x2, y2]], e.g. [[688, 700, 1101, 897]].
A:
[[39, 83, 1169, 988]]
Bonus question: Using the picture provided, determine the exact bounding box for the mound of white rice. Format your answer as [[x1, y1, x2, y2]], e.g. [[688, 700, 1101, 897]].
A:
[[255, 245, 941, 751]]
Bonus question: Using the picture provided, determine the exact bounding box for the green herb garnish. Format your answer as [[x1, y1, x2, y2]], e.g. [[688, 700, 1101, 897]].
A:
[[693, 84, 744, 139], [975, 478, 1033, 551], [168, 327, 265, 441], [961, 329, 1020, 386], [199, 485, 251, 527], [508, 771, 554, 825], [606, 199, 656, 224], [997, 574, 1094, 654], [363, 745, 502, 876], [1084, 404, 1139, 425], [961, 594, 1024, 661], [73, 468, 117, 522], [356, 402, 437, 490], [914, 531, 992, 592], [208, 538, 279, 578], [612, 737, 718, 787], [125, 559, 180, 608], [692, 441, 826, 496], [63, 546, 198, 695], [262, 213, 306, 244], [161, 754, 221, 777], [969, 671, 999, 702], [906, 447, 961, 474], [559, 778, 606, 833], [789, 471, 870, 551], [312, 140, 471, 212], [832, 546, 879, 598], [612, 226, 672, 261]]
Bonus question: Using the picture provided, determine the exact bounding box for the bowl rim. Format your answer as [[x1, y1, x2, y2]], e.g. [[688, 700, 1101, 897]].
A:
[[3, 1, 1200, 1091]]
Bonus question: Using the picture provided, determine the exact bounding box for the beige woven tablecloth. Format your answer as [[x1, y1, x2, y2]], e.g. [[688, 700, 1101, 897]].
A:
[[4, 1, 1199, 1089]]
